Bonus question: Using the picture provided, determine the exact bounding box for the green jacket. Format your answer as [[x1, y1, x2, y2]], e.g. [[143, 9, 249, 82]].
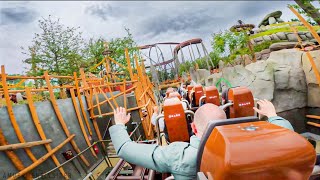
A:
[[268, 116, 294, 131], [109, 116, 293, 180], [109, 124, 199, 180]]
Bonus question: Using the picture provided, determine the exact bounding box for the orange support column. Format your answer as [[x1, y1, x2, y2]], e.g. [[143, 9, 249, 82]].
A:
[[44, 71, 90, 167], [25, 88, 69, 179], [1, 65, 37, 163], [0, 128, 33, 180]]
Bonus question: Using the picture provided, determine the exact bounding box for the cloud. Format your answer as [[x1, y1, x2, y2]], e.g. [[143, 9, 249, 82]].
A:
[[1, 1, 319, 74], [0, 7, 37, 25], [85, 3, 113, 21]]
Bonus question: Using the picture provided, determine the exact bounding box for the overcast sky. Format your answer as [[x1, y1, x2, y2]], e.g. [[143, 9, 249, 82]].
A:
[[0, 1, 313, 74]]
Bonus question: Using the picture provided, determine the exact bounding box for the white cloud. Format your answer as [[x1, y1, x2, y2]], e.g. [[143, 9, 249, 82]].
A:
[[0, 1, 316, 74]]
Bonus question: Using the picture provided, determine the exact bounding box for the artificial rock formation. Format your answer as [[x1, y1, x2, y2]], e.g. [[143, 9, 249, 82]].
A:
[[258, 11, 284, 27], [204, 49, 320, 112], [302, 50, 320, 107]]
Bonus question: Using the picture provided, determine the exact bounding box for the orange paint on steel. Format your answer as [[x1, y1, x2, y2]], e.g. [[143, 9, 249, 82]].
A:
[[289, 6, 320, 44], [92, 105, 146, 118], [200, 121, 316, 180], [97, 86, 115, 111], [89, 86, 136, 110], [307, 115, 320, 120], [106, 83, 119, 108], [138, 85, 151, 101], [73, 72, 93, 136], [0, 128, 33, 180], [44, 71, 90, 167], [108, 56, 127, 69], [70, 88, 97, 158], [1, 65, 37, 163], [307, 121, 320, 127], [125, 48, 134, 79], [25, 88, 69, 179], [93, 88, 103, 117], [0, 139, 52, 151], [306, 52, 320, 87], [133, 55, 153, 139], [123, 81, 127, 110], [80, 69, 106, 150], [8, 135, 76, 180]]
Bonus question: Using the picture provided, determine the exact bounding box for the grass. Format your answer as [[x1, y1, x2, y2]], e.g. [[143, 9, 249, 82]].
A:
[[250, 24, 320, 39]]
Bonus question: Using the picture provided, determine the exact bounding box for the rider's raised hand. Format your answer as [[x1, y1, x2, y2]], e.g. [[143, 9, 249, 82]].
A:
[[253, 99, 277, 118], [114, 107, 131, 125]]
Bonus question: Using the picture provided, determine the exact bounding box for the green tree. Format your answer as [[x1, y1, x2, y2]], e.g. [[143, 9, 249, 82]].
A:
[[22, 15, 85, 83], [83, 37, 106, 73], [289, 1, 320, 25], [211, 30, 250, 65], [108, 28, 138, 67]]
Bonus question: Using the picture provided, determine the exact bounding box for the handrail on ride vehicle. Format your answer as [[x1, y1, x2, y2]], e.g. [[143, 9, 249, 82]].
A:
[[33, 122, 144, 180]]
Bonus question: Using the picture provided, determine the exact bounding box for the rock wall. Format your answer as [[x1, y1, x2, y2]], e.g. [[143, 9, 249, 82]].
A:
[[251, 31, 319, 45], [205, 49, 320, 112]]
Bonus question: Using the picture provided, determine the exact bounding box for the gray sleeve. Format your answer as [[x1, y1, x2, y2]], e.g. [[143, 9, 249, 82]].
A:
[[109, 124, 169, 172]]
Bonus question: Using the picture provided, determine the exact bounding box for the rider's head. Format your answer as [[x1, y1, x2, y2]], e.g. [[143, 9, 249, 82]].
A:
[[191, 104, 226, 138]]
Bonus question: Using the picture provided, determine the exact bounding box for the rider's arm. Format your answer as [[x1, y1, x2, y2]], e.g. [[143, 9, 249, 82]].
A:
[[268, 116, 294, 131], [109, 124, 169, 172]]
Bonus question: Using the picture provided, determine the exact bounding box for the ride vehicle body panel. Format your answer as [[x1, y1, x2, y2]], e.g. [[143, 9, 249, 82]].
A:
[[200, 121, 316, 180]]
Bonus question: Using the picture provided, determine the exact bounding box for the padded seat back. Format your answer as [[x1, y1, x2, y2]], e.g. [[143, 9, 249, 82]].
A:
[[205, 86, 220, 106], [163, 97, 189, 142], [227, 87, 254, 118], [193, 85, 204, 107], [186, 85, 194, 103], [197, 118, 316, 180]]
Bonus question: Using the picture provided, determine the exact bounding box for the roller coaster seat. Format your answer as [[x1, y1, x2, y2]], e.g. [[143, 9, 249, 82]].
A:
[[189, 85, 204, 108], [163, 97, 192, 143], [168, 92, 182, 100], [204, 86, 220, 106], [197, 117, 316, 180], [224, 87, 254, 118], [186, 85, 194, 103]]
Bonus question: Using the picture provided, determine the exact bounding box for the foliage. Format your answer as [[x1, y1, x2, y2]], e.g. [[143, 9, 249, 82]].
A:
[[288, 1, 320, 25], [83, 37, 106, 73], [250, 25, 320, 39], [22, 15, 86, 83], [211, 30, 250, 63], [253, 40, 285, 52], [107, 28, 139, 79], [178, 54, 221, 76]]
